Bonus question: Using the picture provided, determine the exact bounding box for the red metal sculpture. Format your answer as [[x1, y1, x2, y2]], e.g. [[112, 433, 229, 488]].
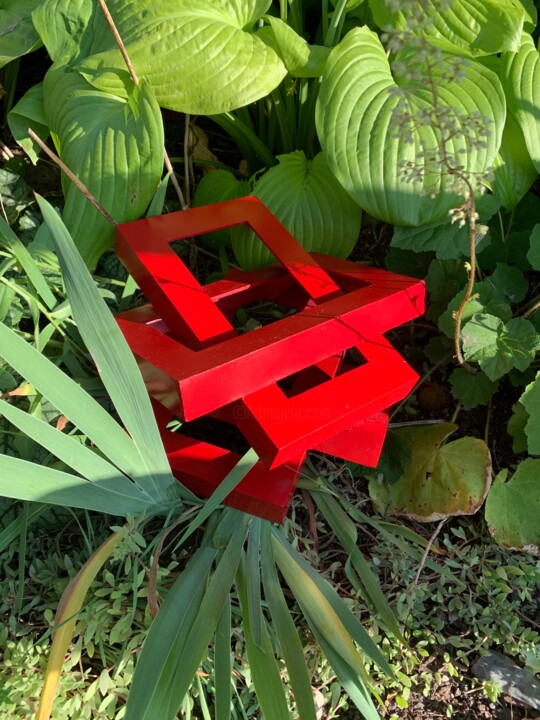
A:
[[115, 197, 425, 522]]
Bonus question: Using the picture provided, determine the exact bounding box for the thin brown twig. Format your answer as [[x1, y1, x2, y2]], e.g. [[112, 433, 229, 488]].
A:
[[97, 0, 187, 210], [413, 517, 446, 587], [28, 128, 118, 226]]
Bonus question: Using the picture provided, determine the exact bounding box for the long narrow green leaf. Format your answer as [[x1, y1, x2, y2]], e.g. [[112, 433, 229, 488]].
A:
[[126, 541, 218, 719], [271, 528, 393, 676], [312, 491, 402, 639], [260, 522, 317, 720], [0, 502, 48, 553], [175, 448, 259, 550], [0, 321, 153, 495], [237, 556, 290, 720], [0, 454, 150, 515], [0, 397, 145, 486], [246, 517, 263, 648], [214, 595, 233, 720], [316, 633, 380, 720], [127, 513, 249, 720], [0, 217, 57, 310], [37, 194, 181, 503]]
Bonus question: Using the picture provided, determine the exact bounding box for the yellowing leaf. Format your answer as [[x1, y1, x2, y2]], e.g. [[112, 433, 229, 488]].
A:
[[37, 532, 121, 720], [369, 423, 492, 521]]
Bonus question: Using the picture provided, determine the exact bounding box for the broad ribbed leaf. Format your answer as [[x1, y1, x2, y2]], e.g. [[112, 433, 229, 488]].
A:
[[369, 0, 526, 55], [520, 371, 540, 454], [31, 0, 107, 65], [43, 65, 164, 269], [78, 0, 287, 114], [502, 34, 540, 173], [0, 0, 41, 67], [7, 83, 49, 165], [257, 17, 330, 77], [316, 27, 505, 226], [487, 112, 537, 210], [232, 151, 361, 268], [193, 170, 250, 248]]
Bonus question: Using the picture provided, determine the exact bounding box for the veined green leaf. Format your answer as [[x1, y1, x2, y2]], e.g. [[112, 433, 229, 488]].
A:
[[485, 460, 540, 550], [7, 82, 49, 165], [520, 371, 540, 454], [246, 517, 263, 648], [316, 27, 505, 226], [237, 554, 290, 720], [502, 34, 540, 173], [487, 111, 538, 210], [260, 523, 317, 720], [0, 0, 41, 67], [232, 151, 361, 268], [0, 454, 149, 514], [37, 195, 180, 504], [369, 0, 526, 55], [78, 0, 287, 114], [42, 65, 164, 269], [257, 16, 330, 77], [449, 367, 499, 409], [193, 170, 250, 249]]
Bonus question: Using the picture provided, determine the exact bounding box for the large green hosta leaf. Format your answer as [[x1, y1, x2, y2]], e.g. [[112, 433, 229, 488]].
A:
[[0, 0, 41, 68], [78, 0, 287, 114], [316, 27, 505, 227], [369, 0, 526, 55], [502, 34, 540, 173], [231, 151, 361, 269], [42, 65, 164, 269], [487, 111, 537, 210]]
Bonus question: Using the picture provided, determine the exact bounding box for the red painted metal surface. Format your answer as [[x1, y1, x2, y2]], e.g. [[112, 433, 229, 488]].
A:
[[116, 197, 425, 522]]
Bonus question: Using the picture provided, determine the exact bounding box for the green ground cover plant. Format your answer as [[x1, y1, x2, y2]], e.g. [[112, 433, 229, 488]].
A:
[[0, 0, 540, 718]]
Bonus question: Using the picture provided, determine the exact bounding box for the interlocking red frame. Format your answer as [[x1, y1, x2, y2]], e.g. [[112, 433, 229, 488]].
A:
[[115, 197, 425, 521]]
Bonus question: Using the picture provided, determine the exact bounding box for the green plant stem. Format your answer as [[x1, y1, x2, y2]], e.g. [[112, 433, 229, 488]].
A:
[[522, 296, 540, 320], [325, 0, 349, 47]]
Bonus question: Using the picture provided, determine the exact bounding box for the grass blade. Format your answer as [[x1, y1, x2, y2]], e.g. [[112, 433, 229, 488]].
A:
[[260, 522, 317, 720], [246, 517, 263, 648], [0, 397, 143, 485], [271, 528, 393, 677], [214, 594, 233, 720], [0, 217, 57, 310], [36, 531, 122, 720], [237, 555, 290, 720], [312, 490, 403, 639], [0, 502, 48, 553], [0, 321, 153, 496], [36, 193, 181, 502], [0, 454, 150, 515]]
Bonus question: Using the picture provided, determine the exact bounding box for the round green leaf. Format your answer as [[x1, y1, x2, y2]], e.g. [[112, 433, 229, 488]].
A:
[[369, 0, 526, 55], [316, 27, 505, 226], [369, 423, 492, 522], [78, 0, 287, 114], [449, 367, 499, 409], [485, 459, 540, 550], [527, 224, 540, 270], [232, 151, 361, 269], [521, 371, 540, 455], [43, 65, 164, 269]]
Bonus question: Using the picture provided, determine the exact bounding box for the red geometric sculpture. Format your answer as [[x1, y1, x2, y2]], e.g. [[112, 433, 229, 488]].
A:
[[115, 197, 425, 522]]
